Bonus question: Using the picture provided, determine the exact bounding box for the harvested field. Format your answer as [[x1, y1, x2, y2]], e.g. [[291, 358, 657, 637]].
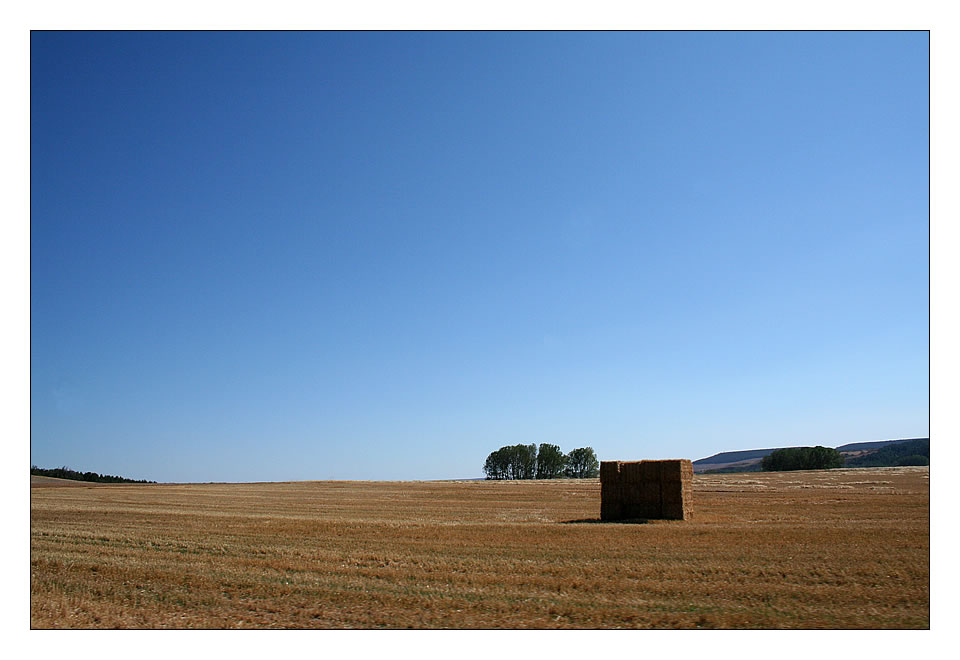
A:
[[30, 467, 929, 629], [31, 475, 107, 488]]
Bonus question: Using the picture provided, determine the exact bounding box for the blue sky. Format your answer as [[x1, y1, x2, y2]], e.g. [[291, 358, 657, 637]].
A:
[[30, 31, 928, 482]]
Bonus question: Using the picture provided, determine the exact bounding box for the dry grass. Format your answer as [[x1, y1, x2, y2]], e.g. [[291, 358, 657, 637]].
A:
[[30, 467, 929, 629]]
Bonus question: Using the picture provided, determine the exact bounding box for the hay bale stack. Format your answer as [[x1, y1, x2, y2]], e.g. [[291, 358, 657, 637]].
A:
[[660, 459, 693, 521], [617, 462, 653, 519], [599, 461, 623, 520], [599, 459, 693, 521], [599, 460, 621, 482]]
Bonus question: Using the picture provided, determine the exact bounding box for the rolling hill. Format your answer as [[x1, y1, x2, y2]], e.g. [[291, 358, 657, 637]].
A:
[[693, 438, 926, 473]]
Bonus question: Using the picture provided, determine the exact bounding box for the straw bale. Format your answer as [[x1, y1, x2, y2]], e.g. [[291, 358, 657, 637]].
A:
[[620, 482, 643, 504], [601, 488, 621, 509], [601, 457, 692, 521], [639, 460, 660, 482], [639, 478, 658, 502], [662, 501, 692, 520], [618, 498, 637, 519], [642, 500, 664, 519], [660, 481, 690, 504], [620, 461, 644, 484], [659, 460, 686, 482], [624, 499, 661, 519], [600, 473, 618, 489], [600, 498, 624, 521], [601, 485, 622, 509], [600, 461, 621, 483]]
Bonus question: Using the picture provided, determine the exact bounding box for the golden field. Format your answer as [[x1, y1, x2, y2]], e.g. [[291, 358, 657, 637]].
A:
[[30, 467, 929, 629]]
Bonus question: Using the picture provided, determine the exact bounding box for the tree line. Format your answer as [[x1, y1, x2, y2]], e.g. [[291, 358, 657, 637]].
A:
[[31, 465, 156, 484], [760, 446, 844, 471], [844, 438, 929, 468], [483, 444, 599, 480]]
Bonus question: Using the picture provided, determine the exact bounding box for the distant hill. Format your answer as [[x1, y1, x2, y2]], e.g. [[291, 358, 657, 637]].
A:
[[694, 448, 781, 465], [845, 438, 929, 467], [691, 448, 779, 474], [694, 438, 927, 473], [835, 438, 921, 452]]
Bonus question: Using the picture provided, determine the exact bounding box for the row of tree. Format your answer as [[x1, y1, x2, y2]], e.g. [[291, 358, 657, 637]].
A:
[[483, 444, 599, 480], [760, 446, 844, 472], [844, 438, 929, 467], [31, 465, 156, 484]]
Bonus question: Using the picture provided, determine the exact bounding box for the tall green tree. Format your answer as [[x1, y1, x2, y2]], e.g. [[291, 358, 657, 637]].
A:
[[565, 447, 599, 478], [483, 444, 538, 480], [536, 443, 567, 479], [509, 443, 538, 479], [483, 448, 511, 480]]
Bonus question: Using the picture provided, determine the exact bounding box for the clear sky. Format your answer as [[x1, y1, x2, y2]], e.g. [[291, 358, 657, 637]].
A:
[[30, 31, 928, 483]]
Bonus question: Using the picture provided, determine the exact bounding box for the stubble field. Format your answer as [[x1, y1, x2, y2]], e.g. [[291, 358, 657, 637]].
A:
[[30, 467, 929, 629]]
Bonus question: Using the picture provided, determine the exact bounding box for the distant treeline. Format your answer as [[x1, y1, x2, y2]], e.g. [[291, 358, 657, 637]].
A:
[[31, 465, 156, 484], [844, 438, 929, 468], [483, 444, 599, 480], [702, 439, 931, 474], [761, 446, 844, 471]]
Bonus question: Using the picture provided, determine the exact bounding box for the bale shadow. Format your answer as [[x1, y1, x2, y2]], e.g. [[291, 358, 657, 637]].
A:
[[560, 518, 651, 525]]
